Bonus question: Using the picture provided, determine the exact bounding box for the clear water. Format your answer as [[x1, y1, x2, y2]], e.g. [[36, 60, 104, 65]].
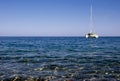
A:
[[0, 37, 120, 80]]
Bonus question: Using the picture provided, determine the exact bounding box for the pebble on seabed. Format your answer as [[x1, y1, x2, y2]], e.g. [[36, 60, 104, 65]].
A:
[[105, 72, 109, 75], [2, 76, 45, 81], [13, 76, 18, 81], [45, 76, 56, 80]]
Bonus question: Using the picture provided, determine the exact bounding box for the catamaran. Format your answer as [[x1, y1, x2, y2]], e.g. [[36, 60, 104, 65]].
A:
[[86, 0, 99, 38]]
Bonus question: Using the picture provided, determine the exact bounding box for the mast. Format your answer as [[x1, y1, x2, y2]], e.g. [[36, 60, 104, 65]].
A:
[[90, 0, 93, 33]]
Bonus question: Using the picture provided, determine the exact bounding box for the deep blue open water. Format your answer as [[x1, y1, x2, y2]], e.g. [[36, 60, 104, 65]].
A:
[[0, 37, 120, 81]]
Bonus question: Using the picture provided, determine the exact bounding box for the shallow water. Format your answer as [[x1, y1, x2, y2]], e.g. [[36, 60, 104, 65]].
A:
[[0, 37, 120, 80]]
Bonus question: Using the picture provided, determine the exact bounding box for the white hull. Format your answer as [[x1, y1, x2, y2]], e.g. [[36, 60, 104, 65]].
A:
[[86, 33, 98, 38]]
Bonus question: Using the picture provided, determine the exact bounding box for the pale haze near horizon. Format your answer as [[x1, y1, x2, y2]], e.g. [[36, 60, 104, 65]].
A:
[[0, 0, 120, 36]]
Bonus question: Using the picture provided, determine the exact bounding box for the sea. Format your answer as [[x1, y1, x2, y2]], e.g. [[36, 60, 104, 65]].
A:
[[0, 37, 120, 81]]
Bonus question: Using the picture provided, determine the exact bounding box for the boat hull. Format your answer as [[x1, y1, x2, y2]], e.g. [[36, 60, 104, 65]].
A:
[[86, 33, 98, 38]]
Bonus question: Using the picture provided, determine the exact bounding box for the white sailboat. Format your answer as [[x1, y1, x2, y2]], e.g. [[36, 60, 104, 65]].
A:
[[86, 0, 99, 38]]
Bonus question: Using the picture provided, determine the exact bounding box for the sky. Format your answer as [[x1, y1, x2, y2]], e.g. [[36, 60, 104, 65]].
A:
[[0, 0, 120, 36]]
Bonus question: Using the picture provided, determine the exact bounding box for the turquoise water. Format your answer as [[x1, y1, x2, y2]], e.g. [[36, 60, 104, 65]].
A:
[[0, 37, 120, 80]]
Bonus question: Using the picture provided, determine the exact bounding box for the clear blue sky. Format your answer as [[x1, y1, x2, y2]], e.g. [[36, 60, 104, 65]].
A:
[[0, 0, 120, 36]]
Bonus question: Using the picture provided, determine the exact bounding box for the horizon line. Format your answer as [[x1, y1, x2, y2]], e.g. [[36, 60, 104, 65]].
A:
[[0, 36, 120, 37]]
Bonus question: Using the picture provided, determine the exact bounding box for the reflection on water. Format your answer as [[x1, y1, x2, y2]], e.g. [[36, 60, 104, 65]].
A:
[[0, 37, 120, 80]]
